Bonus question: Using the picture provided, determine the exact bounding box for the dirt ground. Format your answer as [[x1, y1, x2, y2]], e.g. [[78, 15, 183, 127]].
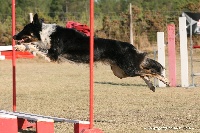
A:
[[0, 53, 200, 133]]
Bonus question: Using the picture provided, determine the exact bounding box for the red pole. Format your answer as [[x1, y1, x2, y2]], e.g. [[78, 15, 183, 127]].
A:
[[12, 0, 16, 111], [89, 0, 94, 129], [193, 45, 200, 49], [167, 24, 176, 87]]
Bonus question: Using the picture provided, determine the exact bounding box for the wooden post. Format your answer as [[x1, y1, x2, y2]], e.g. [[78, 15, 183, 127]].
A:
[[167, 24, 176, 87], [179, 17, 189, 87], [29, 13, 33, 23], [157, 32, 166, 87], [129, 3, 133, 45]]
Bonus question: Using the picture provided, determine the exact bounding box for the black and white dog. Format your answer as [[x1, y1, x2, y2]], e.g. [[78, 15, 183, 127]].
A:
[[13, 14, 169, 91]]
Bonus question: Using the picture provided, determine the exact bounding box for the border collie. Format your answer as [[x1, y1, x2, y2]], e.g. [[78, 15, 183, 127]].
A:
[[13, 14, 169, 92]]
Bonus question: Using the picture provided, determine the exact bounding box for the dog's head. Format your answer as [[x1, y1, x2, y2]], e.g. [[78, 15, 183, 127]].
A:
[[13, 14, 42, 43]]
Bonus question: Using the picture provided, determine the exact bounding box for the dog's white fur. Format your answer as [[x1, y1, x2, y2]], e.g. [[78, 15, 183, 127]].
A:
[[15, 43, 50, 62], [39, 23, 56, 49]]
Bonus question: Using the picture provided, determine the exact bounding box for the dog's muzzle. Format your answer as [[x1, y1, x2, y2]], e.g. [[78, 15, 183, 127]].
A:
[[13, 35, 17, 40]]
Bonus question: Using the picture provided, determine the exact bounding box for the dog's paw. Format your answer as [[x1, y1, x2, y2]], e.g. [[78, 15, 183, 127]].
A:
[[150, 86, 155, 92], [163, 78, 170, 87], [28, 45, 38, 52], [14, 45, 26, 51]]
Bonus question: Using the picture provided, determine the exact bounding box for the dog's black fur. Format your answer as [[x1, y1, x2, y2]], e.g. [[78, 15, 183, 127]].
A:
[[13, 14, 169, 91]]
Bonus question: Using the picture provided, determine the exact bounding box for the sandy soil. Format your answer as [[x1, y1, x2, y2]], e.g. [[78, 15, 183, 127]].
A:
[[0, 54, 200, 133]]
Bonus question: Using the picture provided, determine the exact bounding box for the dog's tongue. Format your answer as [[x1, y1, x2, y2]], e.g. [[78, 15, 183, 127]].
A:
[[18, 39, 24, 43]]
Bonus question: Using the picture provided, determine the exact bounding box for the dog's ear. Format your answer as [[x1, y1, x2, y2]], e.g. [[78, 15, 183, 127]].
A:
[[40, 18, 44, 23], [33, 13, 40, 25]]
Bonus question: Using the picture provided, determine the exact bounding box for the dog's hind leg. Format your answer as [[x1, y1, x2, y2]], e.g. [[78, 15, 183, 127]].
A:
[[110, 64, 156, 92], [140, 76, 155, 92], [110, 64, 128, 79]]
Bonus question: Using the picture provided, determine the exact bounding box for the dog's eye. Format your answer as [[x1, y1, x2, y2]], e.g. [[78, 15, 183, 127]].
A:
[[30, 33, 34, 36]]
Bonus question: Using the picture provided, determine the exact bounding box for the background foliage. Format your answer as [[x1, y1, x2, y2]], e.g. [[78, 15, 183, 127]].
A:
[[0, 0, 200, 51]]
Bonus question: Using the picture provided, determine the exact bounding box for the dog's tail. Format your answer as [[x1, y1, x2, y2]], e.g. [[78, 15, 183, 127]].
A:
[[141, 58, 164, 75]]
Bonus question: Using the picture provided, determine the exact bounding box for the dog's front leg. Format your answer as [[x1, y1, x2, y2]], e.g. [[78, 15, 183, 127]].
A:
[[14, 43, 38, 52], [14, 44, 27, 51], [140, 76, 155, 92], [156, 75, 170, 87]]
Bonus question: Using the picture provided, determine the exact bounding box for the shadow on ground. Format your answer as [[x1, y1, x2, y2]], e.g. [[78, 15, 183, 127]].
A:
[[18, 129, 35, 133], [95, 81, 146, 87]]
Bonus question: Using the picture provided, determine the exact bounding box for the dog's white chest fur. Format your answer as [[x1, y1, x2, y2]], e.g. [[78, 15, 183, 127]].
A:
[[39, 23, 56, 49]]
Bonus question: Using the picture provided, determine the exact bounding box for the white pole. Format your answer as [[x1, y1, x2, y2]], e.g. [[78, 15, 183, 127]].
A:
[[29, 13, 33, 23], [179, 17, 189, 87], [129, 3, 133, 45], [157, 32, 166, 87]]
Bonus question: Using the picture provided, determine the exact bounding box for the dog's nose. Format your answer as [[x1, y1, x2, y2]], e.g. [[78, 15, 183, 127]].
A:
[[13, 35, 17, 40]]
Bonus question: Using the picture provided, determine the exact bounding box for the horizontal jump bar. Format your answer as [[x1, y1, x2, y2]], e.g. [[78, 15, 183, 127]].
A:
[[193, 45, 200, 49], [0, 110, 89, 124], [193, 73, 200, 76], [0, 46, 12, 51]]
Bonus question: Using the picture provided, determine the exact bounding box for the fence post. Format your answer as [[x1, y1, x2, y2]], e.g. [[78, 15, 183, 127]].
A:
[[157, 32, 166, 87], [179, 17, 189, 87], [129, 3, 133, 45], [29, 13, 33, 23], [167, 24, 176, 87]]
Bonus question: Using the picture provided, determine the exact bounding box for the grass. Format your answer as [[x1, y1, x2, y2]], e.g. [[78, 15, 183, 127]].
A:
[[0, 55, 200, 133]]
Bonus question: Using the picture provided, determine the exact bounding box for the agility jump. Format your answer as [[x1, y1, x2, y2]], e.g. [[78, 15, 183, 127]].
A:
[[0, 0, 103, 132], [157, 15, 200, 87]]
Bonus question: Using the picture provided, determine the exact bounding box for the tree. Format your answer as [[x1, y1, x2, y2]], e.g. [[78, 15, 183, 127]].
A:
[[0, 1, 11, 22], [49, 0, 64, 18]]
